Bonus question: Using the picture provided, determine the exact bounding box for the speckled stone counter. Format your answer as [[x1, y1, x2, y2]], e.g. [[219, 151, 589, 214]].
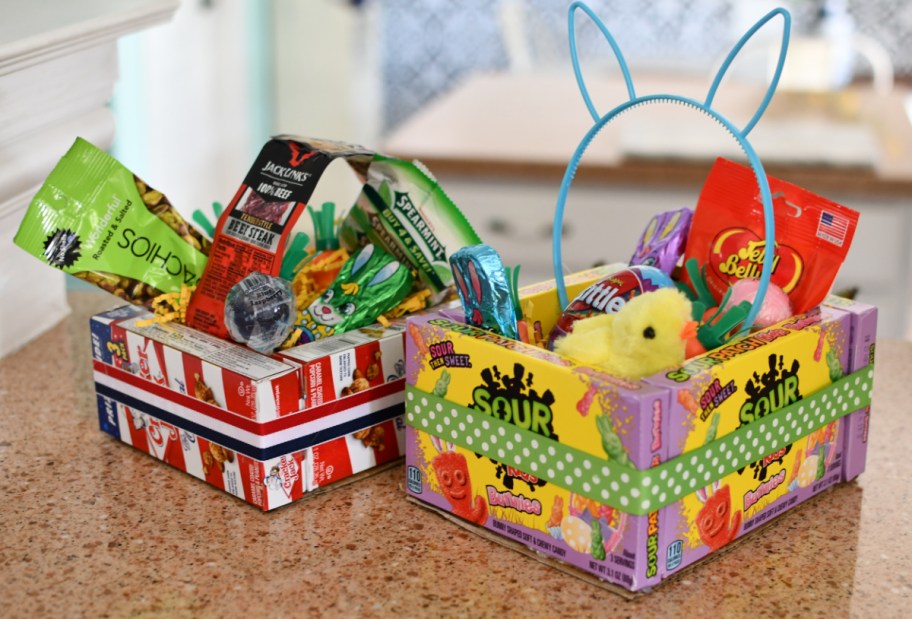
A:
[[1, 291, 909, 618]]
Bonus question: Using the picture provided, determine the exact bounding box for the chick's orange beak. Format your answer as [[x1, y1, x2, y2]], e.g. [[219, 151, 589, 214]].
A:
[[679, 320, 698, 341]]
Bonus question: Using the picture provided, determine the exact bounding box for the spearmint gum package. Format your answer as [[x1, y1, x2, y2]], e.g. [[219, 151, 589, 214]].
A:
[[339, 156, 482, 304], [14, 138, 211, 307]]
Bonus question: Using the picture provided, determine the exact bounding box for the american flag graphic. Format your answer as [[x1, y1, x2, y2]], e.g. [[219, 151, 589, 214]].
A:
[[817, 210, 850, 247]]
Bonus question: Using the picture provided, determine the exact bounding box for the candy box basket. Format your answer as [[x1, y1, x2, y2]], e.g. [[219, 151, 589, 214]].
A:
[[402, 272, 876, 593], [90, 304, 410, 511], [401, 3, 877, 592], [78, 129, 477, 511]]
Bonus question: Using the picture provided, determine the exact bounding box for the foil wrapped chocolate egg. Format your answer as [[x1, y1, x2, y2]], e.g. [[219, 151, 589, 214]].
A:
[[225, 271, 295, 353]]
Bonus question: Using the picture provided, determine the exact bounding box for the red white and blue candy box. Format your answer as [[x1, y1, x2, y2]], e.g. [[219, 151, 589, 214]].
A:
[[91, 304, 407, 510]]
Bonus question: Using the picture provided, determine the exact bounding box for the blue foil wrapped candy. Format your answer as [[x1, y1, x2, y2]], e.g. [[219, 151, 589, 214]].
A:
[[449, 244, 518, 340]]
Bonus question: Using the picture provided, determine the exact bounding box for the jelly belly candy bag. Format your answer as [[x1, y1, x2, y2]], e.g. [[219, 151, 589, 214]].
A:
[[186, 137, 374, 338], [289, 243, 413, 344], [681, 157, 859, 314], [546, 265, 673, 349], [225, 272, 296, 353], [338, 155, 482, 303], [14, 138, 210, 307], [449, 244, 518, 340], [630, 207, 692, 275]]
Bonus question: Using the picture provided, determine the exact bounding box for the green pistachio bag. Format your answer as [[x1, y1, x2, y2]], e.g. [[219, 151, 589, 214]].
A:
[[14, 138, 210, 306]]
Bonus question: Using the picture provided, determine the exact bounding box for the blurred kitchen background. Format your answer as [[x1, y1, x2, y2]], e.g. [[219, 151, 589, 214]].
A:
[[3, 0, 912, 356], [110, 0, 909, 196]]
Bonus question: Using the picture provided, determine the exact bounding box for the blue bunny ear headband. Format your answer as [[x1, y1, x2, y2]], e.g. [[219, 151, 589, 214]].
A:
[[552, 2, 791, 336]]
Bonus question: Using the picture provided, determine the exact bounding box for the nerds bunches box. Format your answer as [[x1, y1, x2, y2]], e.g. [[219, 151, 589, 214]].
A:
[[91, 305, 302, 421], [97, 392, 405, 511], [403, 273, 875, 592]]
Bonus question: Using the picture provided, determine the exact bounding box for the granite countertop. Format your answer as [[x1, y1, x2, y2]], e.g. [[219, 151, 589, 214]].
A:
[[1, 291, 909, 618]]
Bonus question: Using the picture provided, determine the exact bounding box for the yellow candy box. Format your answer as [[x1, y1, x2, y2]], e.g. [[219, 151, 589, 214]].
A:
[[403, 273, 875, 593]]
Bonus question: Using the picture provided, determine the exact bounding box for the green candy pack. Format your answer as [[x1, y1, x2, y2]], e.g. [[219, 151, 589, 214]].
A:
[[339, 156, 481, 303], [290, 243, 413, 344], [14, 138, 209, 305]]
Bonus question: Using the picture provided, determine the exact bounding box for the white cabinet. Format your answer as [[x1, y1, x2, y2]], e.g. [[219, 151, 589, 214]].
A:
[[0, 0, 178, 358]]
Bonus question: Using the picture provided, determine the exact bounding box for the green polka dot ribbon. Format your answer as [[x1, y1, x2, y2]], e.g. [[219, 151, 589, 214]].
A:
[[406, 366, 873, 516]]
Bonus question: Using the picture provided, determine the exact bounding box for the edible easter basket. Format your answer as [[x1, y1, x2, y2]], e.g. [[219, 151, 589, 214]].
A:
[[403, 2, 874, 594]]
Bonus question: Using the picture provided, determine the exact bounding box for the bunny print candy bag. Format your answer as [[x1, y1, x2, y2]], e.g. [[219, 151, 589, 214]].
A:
[[289, 243, 413, 344]]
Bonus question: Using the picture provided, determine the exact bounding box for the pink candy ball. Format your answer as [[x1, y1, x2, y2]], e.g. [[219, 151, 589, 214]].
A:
[[724, 279, 792, 328]]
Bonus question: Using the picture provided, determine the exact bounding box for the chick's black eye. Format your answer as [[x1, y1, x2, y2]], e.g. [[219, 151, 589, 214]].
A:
[[643, 326, 656, 339]]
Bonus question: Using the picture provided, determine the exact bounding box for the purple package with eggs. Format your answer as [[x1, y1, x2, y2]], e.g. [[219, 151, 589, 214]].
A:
[[630, 208, 692, 275]]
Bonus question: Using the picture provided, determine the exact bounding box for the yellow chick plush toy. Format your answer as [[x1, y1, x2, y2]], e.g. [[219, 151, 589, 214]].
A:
[[553, 288, 696, 380]]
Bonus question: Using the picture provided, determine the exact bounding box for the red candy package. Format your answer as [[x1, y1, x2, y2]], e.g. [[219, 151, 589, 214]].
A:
[[681, 158, 859, 314]]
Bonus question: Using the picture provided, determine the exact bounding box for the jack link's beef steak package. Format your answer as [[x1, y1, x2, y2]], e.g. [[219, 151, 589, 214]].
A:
[[185, 137, 374, 338]]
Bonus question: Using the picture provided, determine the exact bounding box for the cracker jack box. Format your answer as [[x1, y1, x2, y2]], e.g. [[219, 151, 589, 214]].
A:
[[96, 392, 405, 511], [277, 321, 409, 409], [91, 305, 302, 421], [91, 305, 408, 510], [402, 3, 876, 593]]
